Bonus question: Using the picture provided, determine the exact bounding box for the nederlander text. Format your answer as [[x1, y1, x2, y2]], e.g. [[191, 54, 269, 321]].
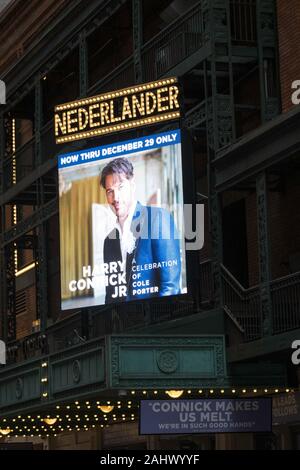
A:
[[54, 78, 180, 143]]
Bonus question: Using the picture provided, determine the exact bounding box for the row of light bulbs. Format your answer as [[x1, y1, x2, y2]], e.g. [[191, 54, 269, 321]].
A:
[[0, 387, 293, 436], [0, 405, 133, 435], [0, 423, 112, 438], [56, 112, 180, 143], [131, 388, 292, 397], [0, 413, 137, 436], [55, 78, 178, 111]]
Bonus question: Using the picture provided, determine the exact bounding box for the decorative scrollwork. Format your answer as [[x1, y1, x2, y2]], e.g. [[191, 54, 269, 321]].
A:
[[184, 101, 206, 129], [15, 377, 23, 399], [256, 172, 272, 335], [157, 350, 179, 374], [72, 360, 81, 384]]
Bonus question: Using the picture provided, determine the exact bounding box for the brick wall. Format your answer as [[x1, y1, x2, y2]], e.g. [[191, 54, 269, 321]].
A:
[[277, 0, 300, 112]]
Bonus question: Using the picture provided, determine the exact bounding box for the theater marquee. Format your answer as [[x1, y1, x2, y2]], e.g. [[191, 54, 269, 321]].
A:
[[54, 78, 180, 144]]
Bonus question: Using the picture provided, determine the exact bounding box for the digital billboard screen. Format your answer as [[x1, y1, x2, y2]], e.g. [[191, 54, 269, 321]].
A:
[[58, 129, 187, 310]]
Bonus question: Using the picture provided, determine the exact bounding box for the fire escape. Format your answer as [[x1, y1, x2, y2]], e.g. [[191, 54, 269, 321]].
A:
[[0, 0, 293, 370]]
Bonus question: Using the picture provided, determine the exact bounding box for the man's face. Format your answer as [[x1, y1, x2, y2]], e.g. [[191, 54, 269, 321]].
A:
[[104, 172, 135, 220]]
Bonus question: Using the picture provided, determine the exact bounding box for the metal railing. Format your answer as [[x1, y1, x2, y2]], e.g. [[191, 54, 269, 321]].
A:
[[221, 264, 262, 341], [92, 298, 194, 335], [6, 330, 48, 364], [149, 299, 195, 324], [88, 56, 134, 96], [92, 303, 145, 336], [0, 1, 207, 191], [221, 265, 300, 339], [271, 271, 300, 334], [2, 0, 260, 192], [5, 297, 196, 364], [5, 315, 82, 365], [5, 266, 300, 364], [88, 2, 206, 91], [230, 0, 257, 44], [46, 310, 83, 353], [142, 2, 205, 81]]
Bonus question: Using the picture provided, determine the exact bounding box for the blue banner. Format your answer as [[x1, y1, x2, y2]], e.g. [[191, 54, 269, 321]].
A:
[[58, 129, 181, 168], [140, 399, 272, 434]]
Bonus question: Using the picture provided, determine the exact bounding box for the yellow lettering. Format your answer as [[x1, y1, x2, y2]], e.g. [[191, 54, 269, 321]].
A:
[[78, 108, 89, 130], [100, 102, 110, 125], [54, 113, 67, 136], [157, 87, 169, 112], [55, 79, 180, 143], [145, 91, 156, 114], [67, 110, 78, 133], [169, 85, 180, 110], [122, 96, 133, 120], [89, 103, 101, 128], [110, 100, 121, 122], [131, 94, 145, 118]]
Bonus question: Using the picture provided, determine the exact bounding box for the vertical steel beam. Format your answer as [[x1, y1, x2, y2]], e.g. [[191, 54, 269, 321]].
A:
[[0, 245, 6, 340], [79, 31, 88, 97], [3, 115, 13, 188], [204, 0, 236, 308], [204, 59, 223, 309], [34, 76, 48, 332], [35, 77, 42, 166], [256, 0, 279, 122], [36, 220, 48, 333], [78, 29, 91, 338], [256, 171, 272, 336], [132, 0, 143, 84], [81, 308, 93, 341], [209, 0, 234, 150], [0, 111, 4, 195], [78, 30, 90, 335], [225, 0, 236, 141], [6, 243, 16, 342], [1, 116, 15, 342], [0, 112, 5, 340]]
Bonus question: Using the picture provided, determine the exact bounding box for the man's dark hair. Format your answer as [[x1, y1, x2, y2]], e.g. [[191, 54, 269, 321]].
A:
[[100, 157, 134, 189]]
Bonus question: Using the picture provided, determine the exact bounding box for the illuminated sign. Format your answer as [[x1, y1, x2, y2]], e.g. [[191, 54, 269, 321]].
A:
[[273, 392, 300, 425], [54, 78, 180, 144], [140, 399, 272, 434], [58, 129, 187, 310]]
